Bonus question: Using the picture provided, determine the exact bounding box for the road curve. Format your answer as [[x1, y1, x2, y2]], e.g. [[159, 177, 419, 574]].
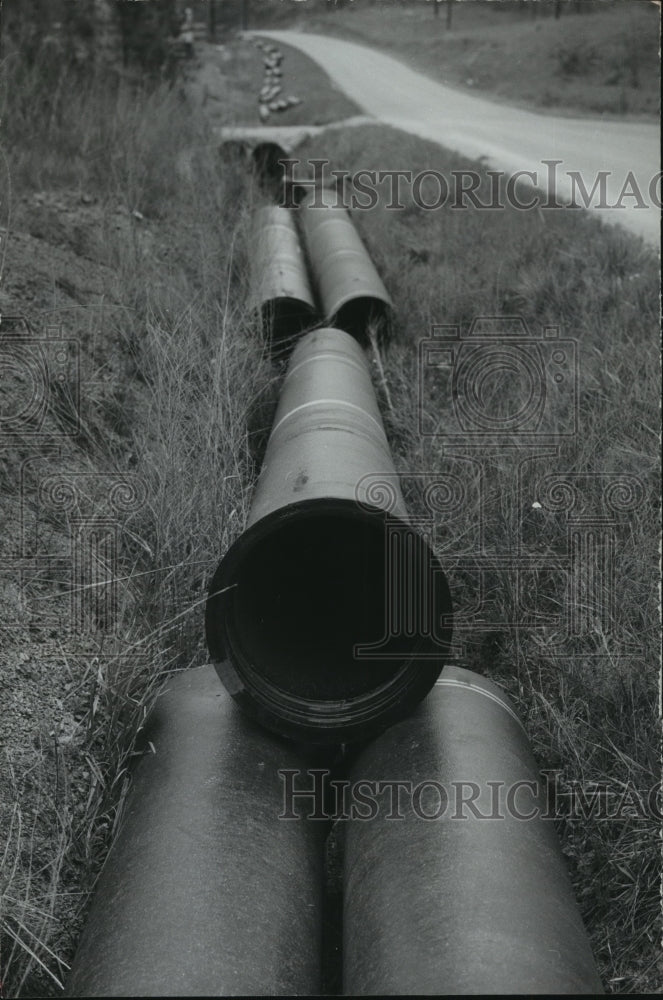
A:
[[255, 30, 660, 247]]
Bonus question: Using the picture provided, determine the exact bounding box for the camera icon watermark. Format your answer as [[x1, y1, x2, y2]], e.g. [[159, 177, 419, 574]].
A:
[[418, 316, 578, 444], [0, 315, 80, 438]]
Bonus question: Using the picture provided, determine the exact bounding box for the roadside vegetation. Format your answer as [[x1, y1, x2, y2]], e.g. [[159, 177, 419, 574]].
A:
[[192, 34, 361, 127], [249, 0, 660, 119], [0, 3, 660, 997], [0, 10, 275, 995]]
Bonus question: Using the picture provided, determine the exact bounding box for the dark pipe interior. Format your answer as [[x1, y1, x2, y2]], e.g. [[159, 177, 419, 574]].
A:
[[261, 299, 318, 346], [252, 143, 289, 196], [252, 142, 287, 175], [229, 513, 416, 701], [332, 298, 390, 344]]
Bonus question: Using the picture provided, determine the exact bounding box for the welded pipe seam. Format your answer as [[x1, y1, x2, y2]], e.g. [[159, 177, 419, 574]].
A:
[[286, 351, 369, 380], [309, 247, 375, 267], [270, 398, 386, 438], [269, 421, 392, 449], [434, 675, 528, 734]]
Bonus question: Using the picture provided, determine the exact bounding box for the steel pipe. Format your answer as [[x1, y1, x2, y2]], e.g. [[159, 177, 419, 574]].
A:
[[282, 162, 346, 208], [206, 327, 453, 745], [249, 206, 318, 347], [297, 186, 392, 341], [66, 666, 325, 997], [343, 665, 604, 995], [251, 141, 287, 179], [219, 140, 286, 194]]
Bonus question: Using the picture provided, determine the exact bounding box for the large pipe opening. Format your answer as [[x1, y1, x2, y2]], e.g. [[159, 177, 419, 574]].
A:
[[233, 513, 399, 700], [251, 142, 289, 195], [332, 296, 390, 344], [260, 297, 318, 347], [206, 501, 451, 743]]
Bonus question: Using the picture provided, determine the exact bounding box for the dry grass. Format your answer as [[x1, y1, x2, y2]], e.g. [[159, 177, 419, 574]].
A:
[[0, 46, 276, 996], [186, 33, 361, 129]]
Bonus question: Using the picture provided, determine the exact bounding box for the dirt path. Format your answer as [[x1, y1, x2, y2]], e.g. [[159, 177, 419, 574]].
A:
[[254, 30, 659, 247]]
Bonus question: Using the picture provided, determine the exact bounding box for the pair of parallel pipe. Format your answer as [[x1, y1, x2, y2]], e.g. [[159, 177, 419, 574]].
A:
[[251, 186, 391, 346], [67, 665, 602, 995]]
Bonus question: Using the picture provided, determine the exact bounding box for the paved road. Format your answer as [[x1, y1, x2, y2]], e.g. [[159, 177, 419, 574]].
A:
[[255, 30, 660, 247]]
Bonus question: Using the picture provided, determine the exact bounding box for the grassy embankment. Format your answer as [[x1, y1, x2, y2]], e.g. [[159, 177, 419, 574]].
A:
[[0, 24, 660, 999], [0, 39, 270, 997], [0, 28, 362, 997], [293, 121, 660, 993], [192, 30, 360, 127]]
